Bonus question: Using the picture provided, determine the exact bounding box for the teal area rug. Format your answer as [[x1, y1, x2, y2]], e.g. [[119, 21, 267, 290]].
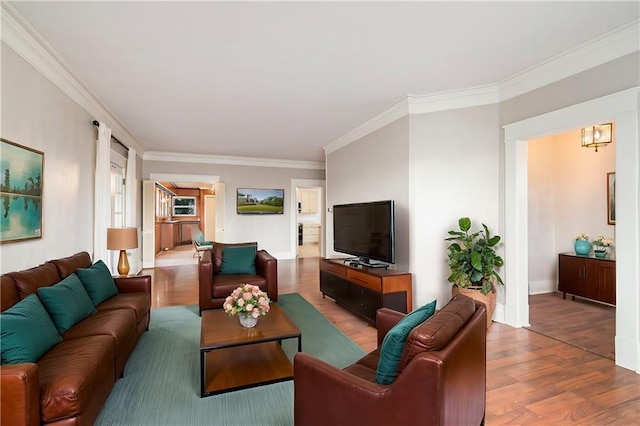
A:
[[96, 293, 365, 425]]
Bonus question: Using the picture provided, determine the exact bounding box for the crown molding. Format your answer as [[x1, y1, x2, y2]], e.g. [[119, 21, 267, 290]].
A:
[[498, 19, 640, 102], [324, 19, 639, 154], [143, 151, 325, 170], [0, 2, 144, 154], [323, 96, 410, 155], [408, 84, 499, 115]]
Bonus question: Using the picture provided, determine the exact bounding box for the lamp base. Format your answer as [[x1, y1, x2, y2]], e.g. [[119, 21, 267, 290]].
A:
[[117, 249, 130, 276]]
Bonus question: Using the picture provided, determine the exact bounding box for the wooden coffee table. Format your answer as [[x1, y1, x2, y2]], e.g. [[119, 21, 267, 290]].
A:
[[199, 304, 302, 397]]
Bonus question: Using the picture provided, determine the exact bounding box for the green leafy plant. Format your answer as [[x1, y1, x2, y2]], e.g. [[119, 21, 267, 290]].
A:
[[445, 217, 504, 295]]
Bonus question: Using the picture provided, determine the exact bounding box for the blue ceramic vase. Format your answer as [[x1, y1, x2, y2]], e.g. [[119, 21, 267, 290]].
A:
[[574, 240, 591, 256]]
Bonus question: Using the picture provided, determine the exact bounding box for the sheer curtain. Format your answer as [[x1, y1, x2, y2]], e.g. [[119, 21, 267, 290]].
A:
[[94, 122, 111, 265], [124, 148, 139, 273]]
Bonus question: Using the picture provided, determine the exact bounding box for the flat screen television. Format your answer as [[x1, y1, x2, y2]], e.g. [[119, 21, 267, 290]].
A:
[[333, 200, 395, 265], [237, 188, 284, 214]]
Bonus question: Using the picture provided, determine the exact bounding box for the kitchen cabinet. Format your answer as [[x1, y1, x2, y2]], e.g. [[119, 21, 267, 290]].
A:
[[299, 190, 318, 214]]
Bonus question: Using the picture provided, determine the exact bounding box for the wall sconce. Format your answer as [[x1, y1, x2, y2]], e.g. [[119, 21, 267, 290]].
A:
[[107, 227, 138, 276], [581, 123, 612, 152]]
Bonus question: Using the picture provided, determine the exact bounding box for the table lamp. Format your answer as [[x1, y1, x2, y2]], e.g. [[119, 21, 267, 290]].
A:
[[107, 227, 138, 276]]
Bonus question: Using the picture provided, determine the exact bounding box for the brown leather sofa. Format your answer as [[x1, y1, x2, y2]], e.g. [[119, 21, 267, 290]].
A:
[[198, 242, 278, 314], [0, 252, 151, 426], [294, 295, 487, 426]]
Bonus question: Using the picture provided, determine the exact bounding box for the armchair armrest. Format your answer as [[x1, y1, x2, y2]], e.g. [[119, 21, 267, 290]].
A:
[[293, 353, 388, 426], [255, 250, 278, 302], [114, 275, 151, 294], [1, 363, 40, 426], [376, 308, 405, 347]]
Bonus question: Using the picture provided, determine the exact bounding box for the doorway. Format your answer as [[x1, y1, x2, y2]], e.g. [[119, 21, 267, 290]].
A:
[[525, 128, 616, 359], [503, 88, 640, 372], [291, 179, 326, 259], [142, 174, 223, 268]]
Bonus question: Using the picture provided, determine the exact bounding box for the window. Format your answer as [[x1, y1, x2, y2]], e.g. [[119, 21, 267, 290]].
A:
[[173, 196, 196, 216]]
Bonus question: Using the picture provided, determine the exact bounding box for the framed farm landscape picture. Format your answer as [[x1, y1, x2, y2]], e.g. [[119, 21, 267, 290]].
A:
[[0, 138, 44, 243]]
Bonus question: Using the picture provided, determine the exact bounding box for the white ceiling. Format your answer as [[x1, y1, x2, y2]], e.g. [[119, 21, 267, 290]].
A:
[[9, 1, 639, 163]]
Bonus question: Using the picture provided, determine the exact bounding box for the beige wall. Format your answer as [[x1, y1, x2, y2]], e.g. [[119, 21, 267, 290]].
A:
[[0, 43, 95, 273], [528, 130, 616, 294], [326, 115, 410, 271], [500, 52, 640, 126]]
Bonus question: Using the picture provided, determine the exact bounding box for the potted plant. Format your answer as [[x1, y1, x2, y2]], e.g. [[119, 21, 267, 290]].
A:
[[445, 217, 504, 328], [592, 236, 613, 258]]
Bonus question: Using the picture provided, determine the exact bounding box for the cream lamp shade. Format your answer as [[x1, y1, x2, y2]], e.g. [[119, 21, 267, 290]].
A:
[[107, 227, 138, 276]]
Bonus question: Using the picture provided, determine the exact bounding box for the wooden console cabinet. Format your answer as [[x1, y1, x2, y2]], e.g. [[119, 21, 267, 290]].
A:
[[558, 253, 615, 305], [320, 259, 413, 324]]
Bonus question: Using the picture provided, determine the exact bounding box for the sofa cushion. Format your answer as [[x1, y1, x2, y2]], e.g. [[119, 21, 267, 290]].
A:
[[375, 300, 436, 385], [396, 295, 476, 374], [0, 294, 62, 364], [219, 245, 257, 275], [8, 262, 61, 300], [212, 274, 267, 298], [62, 309, 137, 356], [212, 242, 257, 274], [76, 260, 119, 305], [37, 274, 97, 334], [97, 292, 151, 323], [38, 335, 114, 423], [49, 252, 92, 279]]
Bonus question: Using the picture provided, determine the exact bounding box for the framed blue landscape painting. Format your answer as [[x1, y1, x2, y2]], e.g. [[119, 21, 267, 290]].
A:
[[1, 138, 44, 243]]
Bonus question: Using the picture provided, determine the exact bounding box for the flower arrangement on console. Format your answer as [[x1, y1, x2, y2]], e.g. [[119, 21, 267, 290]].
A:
[[223, 284, 271, 318], [592, 236, 613, 252], [575, 233, 590, 241]]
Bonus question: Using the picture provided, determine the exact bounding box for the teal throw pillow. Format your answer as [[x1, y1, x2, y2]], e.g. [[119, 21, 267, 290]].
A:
[[219, 245, 257, 275], [376, 300, 437, 385], [0, 294, 62, 364], [37, 273, 97, 334], [76, 260, 119, 305]]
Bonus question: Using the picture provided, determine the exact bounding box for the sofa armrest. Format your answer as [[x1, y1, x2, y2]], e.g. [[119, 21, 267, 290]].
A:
[[114, 275, 151, 294], [1, 363, 40, 426], [198, 251, 215, 314], [293, 353, 388, 426], [255, 250, 278, 302], [376, 308, 405, 347]]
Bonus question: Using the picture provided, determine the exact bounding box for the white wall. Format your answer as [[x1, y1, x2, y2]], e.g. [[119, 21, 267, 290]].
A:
[[410, 104, 501, 309], [528, 130, 616, 294], [325, 115, 410, 271], [0, 43, 95, 273], [143, 160, 324, 259]]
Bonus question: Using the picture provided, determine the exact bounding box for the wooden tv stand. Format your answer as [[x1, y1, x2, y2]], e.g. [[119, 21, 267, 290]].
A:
[[319, 258, 413, 324]]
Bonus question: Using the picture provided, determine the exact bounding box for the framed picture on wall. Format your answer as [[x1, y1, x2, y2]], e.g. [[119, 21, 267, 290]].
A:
[[0, 138, 44, 243], [607, 172, 615, 225], [237, 188, 284, 214]]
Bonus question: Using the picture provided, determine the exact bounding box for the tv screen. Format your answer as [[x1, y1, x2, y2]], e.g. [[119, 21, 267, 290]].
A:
[[237, 188, 284, 214], [333, 200, 395, 264]]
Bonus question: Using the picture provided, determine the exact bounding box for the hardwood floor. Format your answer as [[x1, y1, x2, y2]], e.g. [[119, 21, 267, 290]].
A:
[[528, 292, 615, 360], [144, 251, 640, 425]]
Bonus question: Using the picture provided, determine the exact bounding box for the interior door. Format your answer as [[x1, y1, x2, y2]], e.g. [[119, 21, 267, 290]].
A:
[[204, 195, 216, 241], [214, 182, 225, 242]]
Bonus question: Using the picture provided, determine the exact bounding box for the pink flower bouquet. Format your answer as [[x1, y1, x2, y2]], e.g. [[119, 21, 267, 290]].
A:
[[223, 284, 270, 318]]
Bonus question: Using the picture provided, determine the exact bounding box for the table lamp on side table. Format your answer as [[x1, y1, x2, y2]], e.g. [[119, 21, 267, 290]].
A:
[[107, 227, 138, 276]]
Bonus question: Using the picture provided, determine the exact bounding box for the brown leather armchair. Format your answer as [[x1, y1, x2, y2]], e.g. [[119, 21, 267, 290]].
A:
[[198, 242, 278, 315], [293, 295, 487, 426]]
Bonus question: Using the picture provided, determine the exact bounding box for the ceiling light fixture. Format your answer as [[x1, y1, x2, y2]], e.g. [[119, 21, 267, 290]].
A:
[[581, 123, 612, 152]]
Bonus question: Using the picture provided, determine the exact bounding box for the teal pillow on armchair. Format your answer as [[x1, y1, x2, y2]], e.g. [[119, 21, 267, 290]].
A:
[[375, 300, 437, 385], [219, 245, 257, 275]]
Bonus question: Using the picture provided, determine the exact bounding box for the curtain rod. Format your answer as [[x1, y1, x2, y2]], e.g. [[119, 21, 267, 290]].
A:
[[92, 120, 128, 151]]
